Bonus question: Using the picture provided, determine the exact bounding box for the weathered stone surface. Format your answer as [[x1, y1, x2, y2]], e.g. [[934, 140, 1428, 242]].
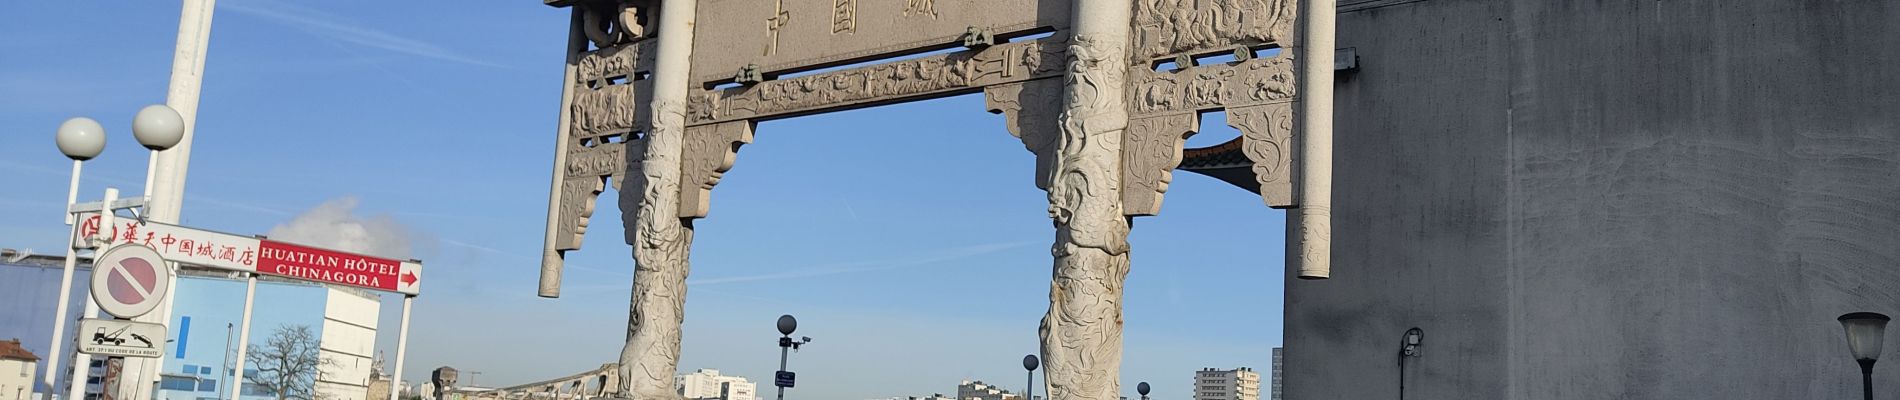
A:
[[1131, 0, 1297, 62], [689, 39, 1066, 125], [984, 78, 1065, 189], [687, 0, 1070, 85], [1122, 113, 1198, 216], [678, 121, 753, 218], [1226, 102, 1294, 207]]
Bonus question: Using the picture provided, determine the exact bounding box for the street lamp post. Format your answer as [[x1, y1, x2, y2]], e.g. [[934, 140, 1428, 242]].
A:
[[774, 315, 811, 400], [1022, 355, 1038, 400], [46, 107, 183, 400], [1839, 312, 1889, 400]]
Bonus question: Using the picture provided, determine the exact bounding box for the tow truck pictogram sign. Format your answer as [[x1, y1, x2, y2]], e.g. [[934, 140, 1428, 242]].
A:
[[76, 318, 165, 358]]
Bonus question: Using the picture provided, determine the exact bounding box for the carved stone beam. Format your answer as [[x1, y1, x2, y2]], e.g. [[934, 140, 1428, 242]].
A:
[[541, 8, 589, 298], [983, 78, 1064, 189], [678, 120, 754, 218], [1122, 114, 1199, 216], [690, 39, 1068, 126]]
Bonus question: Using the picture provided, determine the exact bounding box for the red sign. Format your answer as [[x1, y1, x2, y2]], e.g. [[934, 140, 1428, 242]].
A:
[[256, 241, 404, 292], [91, 245, 172, 318], [106, 256, 160, 305]]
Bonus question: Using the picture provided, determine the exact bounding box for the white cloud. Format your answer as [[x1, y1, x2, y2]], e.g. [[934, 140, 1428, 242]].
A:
[[266, 197, 416, 259]]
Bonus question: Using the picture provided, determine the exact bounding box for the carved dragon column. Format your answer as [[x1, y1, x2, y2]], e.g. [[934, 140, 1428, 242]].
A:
[[1042, 0, 1135, 399], [618, 0, 696, 397]]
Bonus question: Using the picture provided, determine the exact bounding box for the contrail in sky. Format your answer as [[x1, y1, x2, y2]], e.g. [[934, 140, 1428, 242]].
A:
[[222, 0, 505, 68]]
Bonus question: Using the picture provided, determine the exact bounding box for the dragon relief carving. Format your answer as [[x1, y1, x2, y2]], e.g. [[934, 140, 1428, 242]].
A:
[[687, 40, 1066, 125], [617, 99, 691, 399], [1041, 33, 1131, 400], [1131, 0, 1296, 60], [1125, 52, 1296, 117]]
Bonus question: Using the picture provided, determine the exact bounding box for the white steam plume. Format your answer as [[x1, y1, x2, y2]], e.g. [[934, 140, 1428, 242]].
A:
[[267, 197, 415, 259]]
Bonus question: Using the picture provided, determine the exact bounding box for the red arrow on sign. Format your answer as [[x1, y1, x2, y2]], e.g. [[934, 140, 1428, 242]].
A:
[[401, 271, 417, 286]]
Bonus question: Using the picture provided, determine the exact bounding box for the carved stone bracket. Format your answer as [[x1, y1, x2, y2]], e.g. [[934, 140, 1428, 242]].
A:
[[1122, 113, 1199, 216], [1227, 102, 1296, 207], [678, 121, 755, 218], [984, 78, 1065, 189]]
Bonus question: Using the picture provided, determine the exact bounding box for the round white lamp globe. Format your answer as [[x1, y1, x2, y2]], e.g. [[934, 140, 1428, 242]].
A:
[[132, 104, 185, 150], [56, 117, 107, 161]]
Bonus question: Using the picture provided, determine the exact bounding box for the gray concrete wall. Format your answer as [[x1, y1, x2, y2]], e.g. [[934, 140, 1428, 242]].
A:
[[1287, 0, 1900, 399]]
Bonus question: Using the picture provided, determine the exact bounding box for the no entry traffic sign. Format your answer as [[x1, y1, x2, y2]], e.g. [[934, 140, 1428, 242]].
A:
[[90, 244, 172, 318]]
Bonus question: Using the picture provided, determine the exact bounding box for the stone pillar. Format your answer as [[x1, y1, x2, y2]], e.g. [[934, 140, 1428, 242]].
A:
[[1040, 1, 1134, 400], [617, 0, 697, 397]]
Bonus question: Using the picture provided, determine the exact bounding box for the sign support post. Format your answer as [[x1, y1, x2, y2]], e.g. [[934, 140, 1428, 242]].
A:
[[229, 274, 256, 400], [68, 187, 117, 400], [388, 295, 413, 400], [43, 160, 85, 398]]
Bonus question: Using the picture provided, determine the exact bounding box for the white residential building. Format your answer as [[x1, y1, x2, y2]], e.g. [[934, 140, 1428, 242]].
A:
[[956, 380, 1020, 400], [0, 339, 38, 400], [677, 369, 756, 400], [1191, 368, 1260, 400]]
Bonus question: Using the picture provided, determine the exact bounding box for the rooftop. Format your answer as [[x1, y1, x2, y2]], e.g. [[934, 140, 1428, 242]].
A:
[[0, 338, 41, 362]]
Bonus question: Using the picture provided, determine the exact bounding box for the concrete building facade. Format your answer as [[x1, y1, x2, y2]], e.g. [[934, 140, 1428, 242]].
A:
[[1269, 349, 1281, 400], [1190, 368, 1258, 400], [1284, 0, 1900, 399], [675, 369, 754, 400]]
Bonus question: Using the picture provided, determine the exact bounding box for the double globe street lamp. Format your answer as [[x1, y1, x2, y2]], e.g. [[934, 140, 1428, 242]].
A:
[[46, 104, 186, 400]]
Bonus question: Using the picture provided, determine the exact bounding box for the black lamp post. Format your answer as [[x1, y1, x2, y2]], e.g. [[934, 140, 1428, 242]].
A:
[[1023, 355, 1039, 400], [1839, 312, 1889, 400], [1136, 382, 1150, 400], [775, 315, 811, 400]]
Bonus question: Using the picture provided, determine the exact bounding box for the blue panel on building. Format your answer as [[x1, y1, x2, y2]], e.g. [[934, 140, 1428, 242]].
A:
[[177, 316, 192, 358]]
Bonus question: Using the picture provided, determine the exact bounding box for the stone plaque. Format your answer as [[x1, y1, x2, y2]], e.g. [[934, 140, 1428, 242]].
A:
[[688, 0, 1071, 85]]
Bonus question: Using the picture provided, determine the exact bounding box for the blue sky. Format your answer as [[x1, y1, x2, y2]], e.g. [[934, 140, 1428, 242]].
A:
[[0, 1, 1285, 399]]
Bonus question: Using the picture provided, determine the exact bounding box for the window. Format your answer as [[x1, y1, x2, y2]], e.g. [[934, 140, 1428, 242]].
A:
[[199, 379, 219, 392], [160, 377, 198, 391], [201, 366, 213, 375]]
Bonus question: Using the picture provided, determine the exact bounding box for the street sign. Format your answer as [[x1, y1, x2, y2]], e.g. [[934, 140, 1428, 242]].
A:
[[73, 211, 261, 273], [255, 240, 424, 295], [72, 211, 425, 295], [774, 371, 795, 388], [76, 318, 166, 358], [91, 245, 172, 318]]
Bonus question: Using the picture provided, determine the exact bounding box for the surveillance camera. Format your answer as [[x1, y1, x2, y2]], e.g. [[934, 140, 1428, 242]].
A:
[[801, 336, 812, 343]]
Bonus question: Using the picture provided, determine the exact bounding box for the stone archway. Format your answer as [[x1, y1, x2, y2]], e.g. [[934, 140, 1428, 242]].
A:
[[529, 0, 1336, 399]]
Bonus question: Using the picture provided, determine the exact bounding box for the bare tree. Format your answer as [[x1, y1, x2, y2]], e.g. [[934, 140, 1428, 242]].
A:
[[246, 325, 334, 400]]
